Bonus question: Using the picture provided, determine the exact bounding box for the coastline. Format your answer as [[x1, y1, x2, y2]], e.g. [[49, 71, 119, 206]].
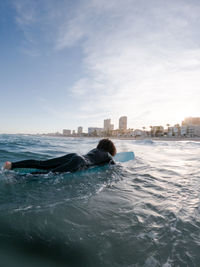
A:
[[2, 134, 200, 142], [110, 136, 200, 142], [47, 135, 200, 142]]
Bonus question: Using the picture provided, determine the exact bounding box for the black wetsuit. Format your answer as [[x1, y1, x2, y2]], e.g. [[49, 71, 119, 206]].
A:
[[11, 148, 115, 173]]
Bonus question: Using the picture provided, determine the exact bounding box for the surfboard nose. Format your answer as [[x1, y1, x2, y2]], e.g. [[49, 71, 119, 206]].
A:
[[114, 151, 135, 163]]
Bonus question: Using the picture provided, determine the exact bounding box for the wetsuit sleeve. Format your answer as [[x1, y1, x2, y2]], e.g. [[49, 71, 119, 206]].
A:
[[11, 153, 77, 170], [50, 155, 85, 173], [107, 153, 115, 165]]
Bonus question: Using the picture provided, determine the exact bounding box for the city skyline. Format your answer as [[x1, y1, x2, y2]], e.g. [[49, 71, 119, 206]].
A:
[[44, 116, 200, 135], [39, 115, 200, 138], [1, 1, 200, 134]]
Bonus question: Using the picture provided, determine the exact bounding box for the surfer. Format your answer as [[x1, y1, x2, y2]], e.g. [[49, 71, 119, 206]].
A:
[[3, 138, 116, 173]]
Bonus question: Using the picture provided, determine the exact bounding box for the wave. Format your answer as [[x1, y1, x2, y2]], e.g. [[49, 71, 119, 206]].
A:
[[0, 134, 200, 266], [184, 141, 200, 146], [0, 164, 122, 211], [132, 139, 155, 145]]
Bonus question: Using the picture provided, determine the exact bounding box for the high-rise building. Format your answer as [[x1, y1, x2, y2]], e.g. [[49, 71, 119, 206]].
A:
[[88, 127, 103, 136], [104, 119, 111, 131], [187, 125, 200, 137], [104, 119, 114, 132], [182, 117, 200, 126], [110, 124, 114, 131], [63, 129, 71, 136], [77, 126, 83, 134], [119, 116, 127, 130]]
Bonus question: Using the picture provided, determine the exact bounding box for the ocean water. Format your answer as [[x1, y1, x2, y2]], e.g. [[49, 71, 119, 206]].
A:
[[0, 135, 200, 267]]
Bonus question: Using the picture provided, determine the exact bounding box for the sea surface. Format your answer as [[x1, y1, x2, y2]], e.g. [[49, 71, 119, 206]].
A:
[[0, 134, 200, 267]]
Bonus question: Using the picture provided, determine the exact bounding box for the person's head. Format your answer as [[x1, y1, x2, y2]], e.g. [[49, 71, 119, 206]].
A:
[[97, 138, 116, 156]]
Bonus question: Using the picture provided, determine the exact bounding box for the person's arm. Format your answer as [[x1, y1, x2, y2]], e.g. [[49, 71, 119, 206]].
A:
[[107, 153, 116, 165], [10, 153, 76, 170]]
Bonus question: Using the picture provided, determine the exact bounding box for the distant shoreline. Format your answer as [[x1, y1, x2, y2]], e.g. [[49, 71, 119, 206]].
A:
[[1, 134, 200, 142], [45, 135, 200, 142], [110, 136, 200, 141]]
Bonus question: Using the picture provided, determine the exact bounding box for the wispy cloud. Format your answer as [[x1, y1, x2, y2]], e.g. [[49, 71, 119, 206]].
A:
[[14, 0, 37, 26], [13, 0, 200, 128], [56, 0, 200, 126]]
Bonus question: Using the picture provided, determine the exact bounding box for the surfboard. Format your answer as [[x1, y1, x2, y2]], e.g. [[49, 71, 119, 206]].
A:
[[114, 151, 134, 162], [13, 151, 135, 174]]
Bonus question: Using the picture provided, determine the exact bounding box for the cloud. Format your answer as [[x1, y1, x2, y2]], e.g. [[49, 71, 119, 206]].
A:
[[13, 0, 71, 55], [14, 0, 36, 26], [13, 0, 200, 128], [55, 0, 200, 127]]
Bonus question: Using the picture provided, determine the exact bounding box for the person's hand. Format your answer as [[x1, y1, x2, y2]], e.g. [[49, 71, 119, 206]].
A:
[[4, 161, 12, 170]]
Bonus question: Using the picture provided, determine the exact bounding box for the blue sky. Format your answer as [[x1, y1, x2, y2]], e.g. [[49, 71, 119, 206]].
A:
[[1, 0, 200, 133]]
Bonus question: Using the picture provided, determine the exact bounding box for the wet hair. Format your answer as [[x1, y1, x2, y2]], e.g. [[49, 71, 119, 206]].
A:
[[97, 138, 116, 156]]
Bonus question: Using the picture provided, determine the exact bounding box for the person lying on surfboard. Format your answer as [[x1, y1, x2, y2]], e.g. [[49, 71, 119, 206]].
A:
[[3, 139, 116, 173]]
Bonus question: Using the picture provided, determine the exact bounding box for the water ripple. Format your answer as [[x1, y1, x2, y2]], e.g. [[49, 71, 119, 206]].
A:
[[0, 134, 200, 266]]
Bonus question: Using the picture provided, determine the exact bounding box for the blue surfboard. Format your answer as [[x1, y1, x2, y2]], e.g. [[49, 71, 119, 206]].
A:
[[13, 151, 135, 174], [114, 151, 134, 162]]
